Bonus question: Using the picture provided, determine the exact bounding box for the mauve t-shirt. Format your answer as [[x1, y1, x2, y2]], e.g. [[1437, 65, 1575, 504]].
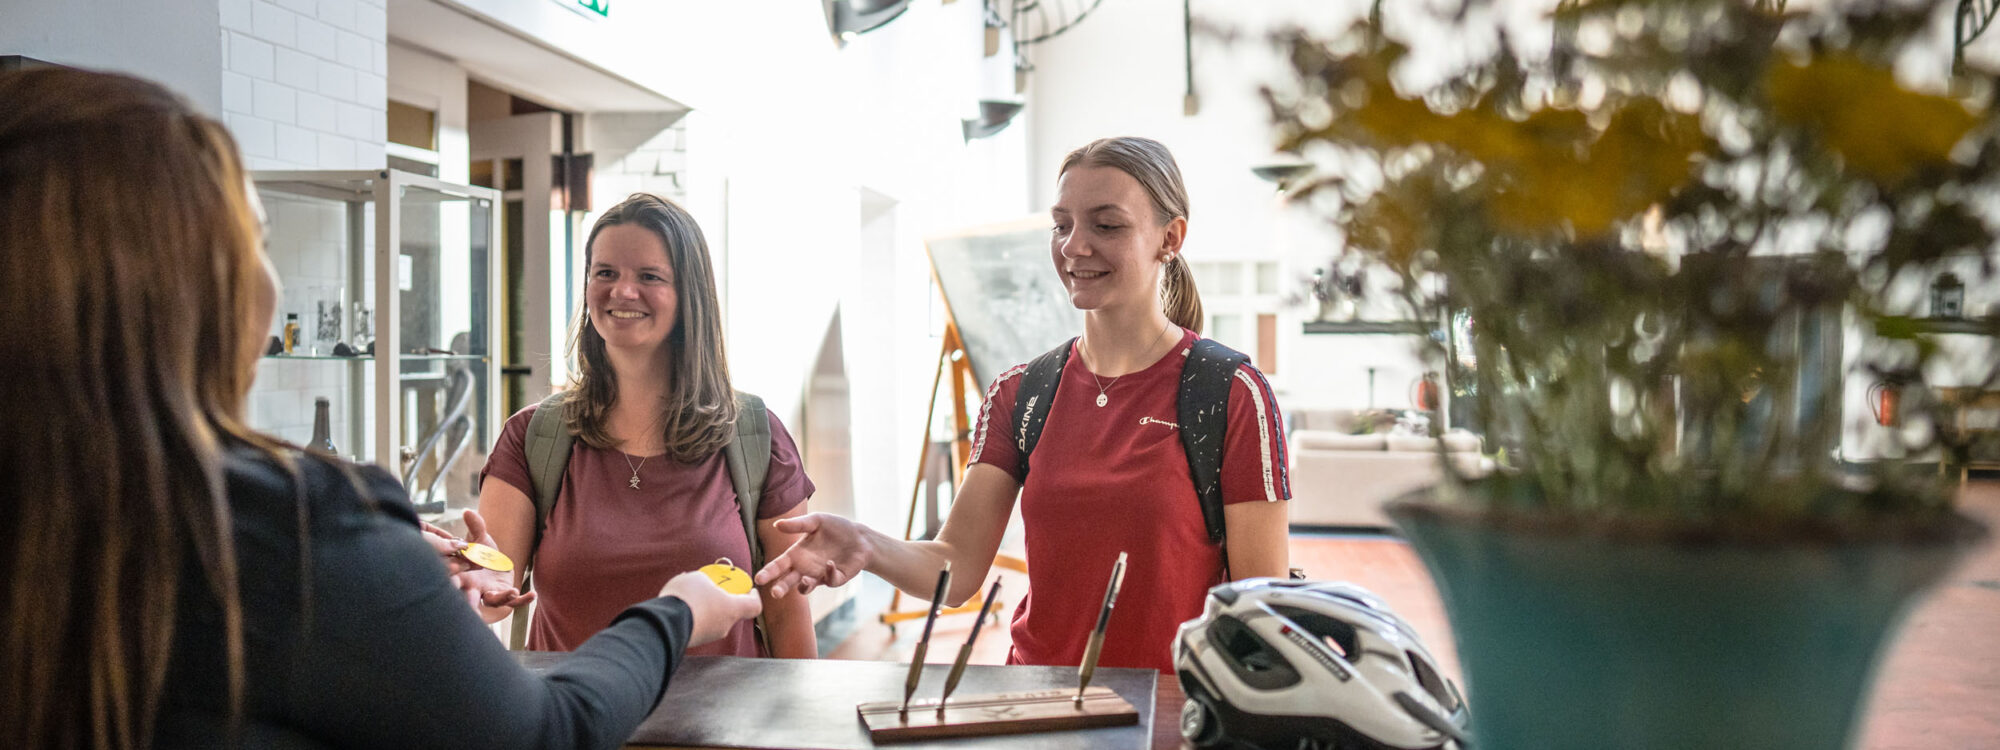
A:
[[481, 403, 813, 655]]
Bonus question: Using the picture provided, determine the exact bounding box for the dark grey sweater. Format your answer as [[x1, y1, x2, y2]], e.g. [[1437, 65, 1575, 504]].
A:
[[153, 444, 690, 748]]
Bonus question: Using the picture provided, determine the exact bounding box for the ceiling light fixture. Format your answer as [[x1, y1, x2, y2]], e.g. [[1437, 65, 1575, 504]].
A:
[[827, 0, 912, 44], [962, 99, 1025, 141], [1250, 163, 1313, 192]]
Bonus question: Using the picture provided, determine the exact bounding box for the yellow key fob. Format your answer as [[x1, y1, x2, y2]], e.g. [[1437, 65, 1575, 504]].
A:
[[457, 542, 515, 573], [701, 558, 754, 595]]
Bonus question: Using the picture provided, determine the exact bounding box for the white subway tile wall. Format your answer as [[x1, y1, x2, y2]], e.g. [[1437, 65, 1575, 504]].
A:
[[221, 0, 384, 172], [276, 48, 320, 91], [589, 114, 692, 206], [296, 17, 337, 60], [252, 2, 296, 48], [253, 79, 296, 121]]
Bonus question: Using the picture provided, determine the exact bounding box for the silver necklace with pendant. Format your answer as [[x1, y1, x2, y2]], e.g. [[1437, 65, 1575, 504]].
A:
[[1082, 321, 1176, 408], [623, 451, 651, 490]]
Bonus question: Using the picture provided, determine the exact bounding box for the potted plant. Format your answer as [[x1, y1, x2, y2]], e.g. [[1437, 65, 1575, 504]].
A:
[[1263, 1, 1995, 747]]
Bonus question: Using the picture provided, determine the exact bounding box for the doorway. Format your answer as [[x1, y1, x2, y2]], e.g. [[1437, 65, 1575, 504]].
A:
[[469, 90, 567, 415], [802, 309, 857, 623]]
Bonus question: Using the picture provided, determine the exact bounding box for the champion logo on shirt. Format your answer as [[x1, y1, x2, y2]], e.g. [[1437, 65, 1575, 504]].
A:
[[1138, 416, 1180, 430]]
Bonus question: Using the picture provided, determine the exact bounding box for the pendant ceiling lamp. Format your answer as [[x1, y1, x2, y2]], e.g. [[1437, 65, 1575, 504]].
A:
[[827, 0, 912, 43], [961, 99, 1024, 141]]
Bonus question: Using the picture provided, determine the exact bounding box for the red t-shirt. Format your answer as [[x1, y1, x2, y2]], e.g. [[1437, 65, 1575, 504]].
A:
[[969, 328, 1290, 672], [481, 404, 813, 655]]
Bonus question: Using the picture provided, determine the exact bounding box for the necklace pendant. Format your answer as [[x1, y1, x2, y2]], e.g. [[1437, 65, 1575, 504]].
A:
[[1096, 393, 1108, 408], [629, 475, 642, 490]]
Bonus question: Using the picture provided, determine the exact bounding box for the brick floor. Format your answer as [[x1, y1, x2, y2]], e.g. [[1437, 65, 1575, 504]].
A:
[[1860, 479, 2000, 748]]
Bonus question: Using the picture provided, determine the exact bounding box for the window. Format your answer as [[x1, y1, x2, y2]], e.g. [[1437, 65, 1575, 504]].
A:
[[386, 100, 437, 151], [1210, 313, 1244, 348], [1193, 262, 1223, 294], [1214, 262, 1244, 295]]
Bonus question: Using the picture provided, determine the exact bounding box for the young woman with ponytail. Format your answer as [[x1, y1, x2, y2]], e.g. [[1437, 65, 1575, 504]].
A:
[[755, 137, 1291, 672]]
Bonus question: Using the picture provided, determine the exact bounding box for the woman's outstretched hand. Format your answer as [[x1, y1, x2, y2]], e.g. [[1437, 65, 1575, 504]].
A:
[[420, 510, 536, 620], [752, 513, 872, 598]]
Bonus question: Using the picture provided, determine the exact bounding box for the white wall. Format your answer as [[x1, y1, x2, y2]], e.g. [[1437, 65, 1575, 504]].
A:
[[222, 0, 387, 170], [651, 2, 1031, 536], [582, 112, 690, 207], [0, 0, 226, 113]]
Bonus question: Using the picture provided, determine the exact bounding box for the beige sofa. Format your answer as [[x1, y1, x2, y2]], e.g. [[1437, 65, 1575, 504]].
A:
[[1287, 417, 1490, 528]]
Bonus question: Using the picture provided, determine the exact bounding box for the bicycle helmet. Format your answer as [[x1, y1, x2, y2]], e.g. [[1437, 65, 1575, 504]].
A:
[[1174, 579, 1470, 750]]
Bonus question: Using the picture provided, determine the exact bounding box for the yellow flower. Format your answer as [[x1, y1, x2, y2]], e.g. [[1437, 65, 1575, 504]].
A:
[[1767, 53, 1979, 185], [1327, 72, 1704, 239], [1481, 103, 1702, 237]]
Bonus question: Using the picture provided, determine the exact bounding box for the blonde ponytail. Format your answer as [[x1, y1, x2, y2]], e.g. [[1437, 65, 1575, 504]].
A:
[[1162, 254, 1203, 335]]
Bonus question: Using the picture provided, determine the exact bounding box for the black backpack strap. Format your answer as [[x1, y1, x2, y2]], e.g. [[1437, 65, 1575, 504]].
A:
[[723, 392, 775, 658], [1178, 338, 1249, 547], [1011, 338, 1076, 482]]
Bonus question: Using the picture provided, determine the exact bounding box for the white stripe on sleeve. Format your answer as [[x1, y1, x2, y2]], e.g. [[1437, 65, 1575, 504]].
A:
[[1232, 368, 1279, 503], [968, 365, 1027, 465]]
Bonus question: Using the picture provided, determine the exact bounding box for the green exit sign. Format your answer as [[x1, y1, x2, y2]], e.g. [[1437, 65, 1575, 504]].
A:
[[567, 0, 609, 18]]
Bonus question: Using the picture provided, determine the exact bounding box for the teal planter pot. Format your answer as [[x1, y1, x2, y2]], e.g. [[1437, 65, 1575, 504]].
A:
[[1387, 493, 1985, 750]]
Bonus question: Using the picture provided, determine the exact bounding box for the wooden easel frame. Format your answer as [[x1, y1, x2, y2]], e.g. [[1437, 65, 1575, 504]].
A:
[[880, 321, 1029, 631]]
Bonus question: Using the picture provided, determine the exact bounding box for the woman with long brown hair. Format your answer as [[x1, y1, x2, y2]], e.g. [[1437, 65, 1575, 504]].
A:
[[0, 67, 758, 749], [473, 194, 818, 657], [755, 137, 1292, 672]]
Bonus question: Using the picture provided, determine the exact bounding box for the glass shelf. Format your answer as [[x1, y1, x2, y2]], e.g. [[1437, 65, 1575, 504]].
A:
[[1302, 320, 1428, 335], [261, 354, 492, 362], [1875, 317, 1999, 336]]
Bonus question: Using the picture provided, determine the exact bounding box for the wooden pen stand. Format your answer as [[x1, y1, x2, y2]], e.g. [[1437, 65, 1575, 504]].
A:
[[858, 686, 1138, 743]]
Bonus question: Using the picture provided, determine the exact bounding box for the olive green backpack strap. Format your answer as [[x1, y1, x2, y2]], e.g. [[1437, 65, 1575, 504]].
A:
[[509, 391, 575, 650], [723, 391, 774, 657]]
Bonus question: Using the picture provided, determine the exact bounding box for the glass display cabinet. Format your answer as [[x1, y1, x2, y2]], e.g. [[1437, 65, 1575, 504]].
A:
[[250, 170, 503, 515]]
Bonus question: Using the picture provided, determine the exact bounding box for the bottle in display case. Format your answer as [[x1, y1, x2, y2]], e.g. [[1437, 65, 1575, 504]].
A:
[[308, 397, 339, 458], [283, 313, 301, 354]]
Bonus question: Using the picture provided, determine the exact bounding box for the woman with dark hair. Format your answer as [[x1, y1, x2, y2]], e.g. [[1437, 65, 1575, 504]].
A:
[[0, 68, 759, 750], [756, 137, 1292, 672], [474, 194, 818, 658]]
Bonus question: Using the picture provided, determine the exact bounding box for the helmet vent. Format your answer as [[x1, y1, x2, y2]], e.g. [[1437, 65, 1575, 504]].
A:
[[1217, 617, 1282, 673], [1270, 605, 1358, 660], [1407, 651, 1455, 710], [1206, 615, 1301, 690]]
